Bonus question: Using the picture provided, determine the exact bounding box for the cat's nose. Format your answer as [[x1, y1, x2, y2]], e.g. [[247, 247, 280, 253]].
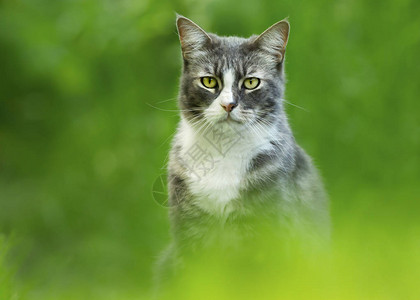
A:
[[221, 102, 237, 113]]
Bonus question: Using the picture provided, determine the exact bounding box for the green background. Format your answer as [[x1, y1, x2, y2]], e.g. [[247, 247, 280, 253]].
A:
[[0, 0, 419, 299]]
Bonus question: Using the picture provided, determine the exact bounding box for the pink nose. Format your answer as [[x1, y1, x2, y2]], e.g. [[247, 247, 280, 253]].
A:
[[221, 102, 237, 113]]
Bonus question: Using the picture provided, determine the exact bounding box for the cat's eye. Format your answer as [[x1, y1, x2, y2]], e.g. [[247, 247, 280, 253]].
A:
[[201, 77, 218, 89], [243, 78, 260, 90]]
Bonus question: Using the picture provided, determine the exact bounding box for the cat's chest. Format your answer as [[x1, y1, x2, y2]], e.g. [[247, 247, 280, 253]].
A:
[[177, 120, 273, 216], [187, 151, 248, 214]]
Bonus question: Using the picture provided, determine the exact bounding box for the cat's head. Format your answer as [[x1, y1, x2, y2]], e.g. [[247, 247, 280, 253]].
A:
[[176, 16, 289, 128]]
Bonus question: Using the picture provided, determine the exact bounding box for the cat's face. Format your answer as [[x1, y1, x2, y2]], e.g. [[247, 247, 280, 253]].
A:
[[176, 16, 289, 128]]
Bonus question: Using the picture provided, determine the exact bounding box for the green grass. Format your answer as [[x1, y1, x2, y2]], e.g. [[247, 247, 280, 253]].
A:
[[0, 236, 18, 300], [0, 0, 419, 298]]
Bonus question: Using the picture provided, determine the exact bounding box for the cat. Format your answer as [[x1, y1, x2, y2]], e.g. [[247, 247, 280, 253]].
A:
[[156, 15, 330, 283]]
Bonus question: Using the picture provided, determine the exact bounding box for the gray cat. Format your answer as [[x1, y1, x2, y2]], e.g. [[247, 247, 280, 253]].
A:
[[157, 15, 330, 281]]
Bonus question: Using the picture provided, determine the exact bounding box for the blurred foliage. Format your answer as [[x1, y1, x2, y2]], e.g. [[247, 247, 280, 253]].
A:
[[0, 0, 419, 299], [0, 236, 18, 300]]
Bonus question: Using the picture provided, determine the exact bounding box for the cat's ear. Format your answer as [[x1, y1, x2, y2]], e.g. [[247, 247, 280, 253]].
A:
[[253, 19, 290, 62], [176, 15, 212, 59]]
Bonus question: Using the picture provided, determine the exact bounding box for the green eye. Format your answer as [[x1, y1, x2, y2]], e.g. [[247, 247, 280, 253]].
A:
[[201, 77, 218, 88], [243, 78, 260, 90]]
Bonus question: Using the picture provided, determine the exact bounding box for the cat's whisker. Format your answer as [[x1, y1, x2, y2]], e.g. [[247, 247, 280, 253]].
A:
[[158, 130, 178, 150], [190, 119, 208, 134], [192, 117, 213, 137], [154, 97, 178, 104], [195, 120, 214, 138], [282, 99, 309, 112], [146, 102, 205, 113], [254, 116, 295, 150], [249, 121, 282, 150], [188, 113, 206, 124], [253, 121, 293, 158]]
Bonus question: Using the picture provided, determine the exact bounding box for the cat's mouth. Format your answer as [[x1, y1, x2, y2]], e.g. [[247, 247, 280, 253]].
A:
[[216, 113, 243, 124], [204, 107, 249, 125]]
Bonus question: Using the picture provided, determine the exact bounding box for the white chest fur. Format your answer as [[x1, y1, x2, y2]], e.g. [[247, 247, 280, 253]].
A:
[[178, 119, 274, 216]]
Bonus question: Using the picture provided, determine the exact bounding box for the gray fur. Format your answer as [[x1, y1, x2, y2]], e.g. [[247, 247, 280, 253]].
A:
[[156, 16, 330, 283]]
